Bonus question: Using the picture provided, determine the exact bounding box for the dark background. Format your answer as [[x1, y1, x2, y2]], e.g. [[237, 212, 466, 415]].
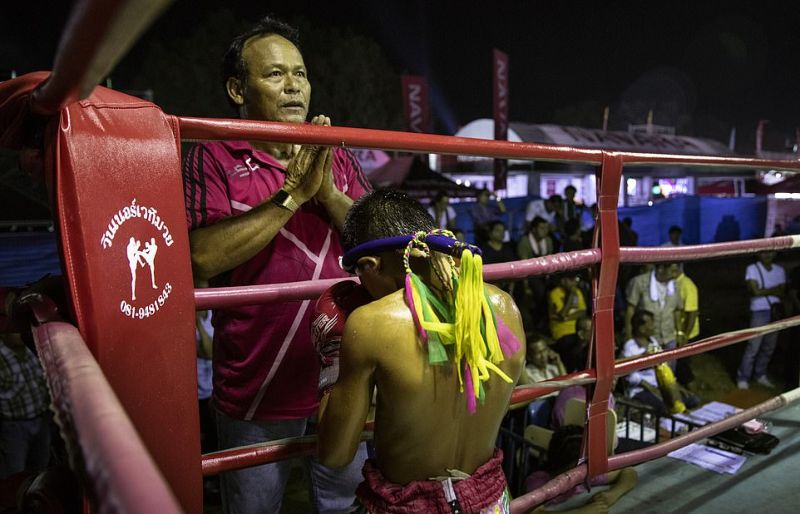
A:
[[3, 0, 799, 153]]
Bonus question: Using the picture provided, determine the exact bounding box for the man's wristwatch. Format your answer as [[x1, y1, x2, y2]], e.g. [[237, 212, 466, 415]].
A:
[[272, 189, 299, 213]]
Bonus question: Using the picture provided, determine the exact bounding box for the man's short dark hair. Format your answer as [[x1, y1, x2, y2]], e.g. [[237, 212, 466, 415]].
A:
[[221, 16, 301, 109], [488, 219, 505, 231], [342, 189, 436, 251], [530, 216, 548, 229], [668, 225, 682, 234], [564, 185, 577, 194]]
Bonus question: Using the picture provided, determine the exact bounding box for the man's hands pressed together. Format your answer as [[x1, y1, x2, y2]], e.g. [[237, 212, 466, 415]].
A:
[[283, 115, 332, 205]]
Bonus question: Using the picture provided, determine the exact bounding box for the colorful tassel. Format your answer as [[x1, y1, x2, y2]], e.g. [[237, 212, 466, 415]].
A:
[[402, 230, 518, 413]]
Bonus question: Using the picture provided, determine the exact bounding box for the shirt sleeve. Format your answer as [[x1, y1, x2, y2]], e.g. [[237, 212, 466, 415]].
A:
[[333, 148, 372, 201], [549, 289, 564, 319], [182, 144, 232, 230], [745, 264, 758, 285], [684, 280, 699, 312], [577, 289, 587, 310], [626, 276, 642, 307], [620, 341, 644, 385]]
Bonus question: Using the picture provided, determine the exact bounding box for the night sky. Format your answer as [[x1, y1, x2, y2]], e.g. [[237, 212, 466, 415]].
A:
[[3, 0, 799, 149]]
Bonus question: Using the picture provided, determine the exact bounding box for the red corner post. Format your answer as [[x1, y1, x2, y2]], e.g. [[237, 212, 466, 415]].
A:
[[587, 152, 623, 476], [52, 87, 202, 511]]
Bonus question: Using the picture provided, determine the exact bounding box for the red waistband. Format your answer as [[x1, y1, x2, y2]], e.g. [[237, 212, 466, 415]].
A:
[[356, 449, 507, 514]]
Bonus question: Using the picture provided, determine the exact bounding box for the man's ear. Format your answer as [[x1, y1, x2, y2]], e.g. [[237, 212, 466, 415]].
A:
[[226, 77, 245, 106], [355, 256, 381, 275]]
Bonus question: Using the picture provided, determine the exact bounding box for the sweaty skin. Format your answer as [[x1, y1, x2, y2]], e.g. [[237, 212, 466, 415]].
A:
[[318, 283, 525, 484]]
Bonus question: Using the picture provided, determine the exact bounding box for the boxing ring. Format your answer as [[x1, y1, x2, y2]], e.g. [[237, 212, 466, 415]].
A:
[[2, 1, 800, 512]]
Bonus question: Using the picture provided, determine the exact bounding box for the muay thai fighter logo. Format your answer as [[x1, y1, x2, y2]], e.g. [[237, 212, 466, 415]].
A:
[[99, 199, 175, 320]]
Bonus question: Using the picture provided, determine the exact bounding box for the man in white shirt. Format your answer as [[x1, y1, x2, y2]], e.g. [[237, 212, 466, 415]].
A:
[[525, 195, 564, 233], [737, 251, 786, 389], [620, 310, 669, 416]]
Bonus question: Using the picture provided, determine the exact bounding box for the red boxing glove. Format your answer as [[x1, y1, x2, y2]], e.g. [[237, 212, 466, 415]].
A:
[[311, 280, 372, 396]]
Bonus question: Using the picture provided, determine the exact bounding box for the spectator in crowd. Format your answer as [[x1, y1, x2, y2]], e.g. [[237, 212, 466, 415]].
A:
[[518, 217, 556, 259], [517, 217, 556, 332], [617, 218, 640, 302], [557, 314, 592, 374], [519, 337, 566, 426], [662, 225, 683, 246], [561, 218, 585, 252], [579, 203, 598, 248], [713, 215, 742, 242], [0, 332, 51, 479], [469, 188, 506, 246], [624, 263, 684, 359], [182, 16, 370, 512], [525, 195, 564, 234], [620, 311, 669, 415], [562, 185, 583, 223], [195, 309, 219, 500], [551, 383, 616, 430], [525, 425, 637, 512], [427, 190, 457, 231], [674, 268, 699, 385], [548, 273, 587, 372], [482, 220, 517, 294], [620, 217, 639, 247], [737, 251, 786, 389]]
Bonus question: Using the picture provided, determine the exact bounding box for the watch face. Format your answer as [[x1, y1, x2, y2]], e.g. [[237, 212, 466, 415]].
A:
[[272, 189, 297, 212]]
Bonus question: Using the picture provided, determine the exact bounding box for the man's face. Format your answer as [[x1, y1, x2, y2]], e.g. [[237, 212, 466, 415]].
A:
[[236, 35, 311, 123], [669, 230, 681, 245], [638, 314, 655, 337], [655, 264, 678, 283], [532, 222, 549, 240], [489, 223, 505, 242], [529, 341, 549, 369], [561, 276, 578, 291], [565, 188, 576, 201], [759, 251, 776, 265]]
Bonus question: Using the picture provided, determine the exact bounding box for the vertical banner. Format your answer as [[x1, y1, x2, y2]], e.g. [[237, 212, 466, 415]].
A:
[[401, 75, 430, 133], [492, 49, 509, 190]]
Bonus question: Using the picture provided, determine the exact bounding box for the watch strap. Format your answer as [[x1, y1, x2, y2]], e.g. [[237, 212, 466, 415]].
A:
[[272, 189, 299, 213]]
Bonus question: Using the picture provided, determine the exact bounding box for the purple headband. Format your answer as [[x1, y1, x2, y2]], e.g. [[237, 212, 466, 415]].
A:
[[340, 234, 482, 273]]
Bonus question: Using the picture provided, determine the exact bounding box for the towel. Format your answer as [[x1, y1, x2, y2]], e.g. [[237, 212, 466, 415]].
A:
[[649, 271, 675, 307]]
